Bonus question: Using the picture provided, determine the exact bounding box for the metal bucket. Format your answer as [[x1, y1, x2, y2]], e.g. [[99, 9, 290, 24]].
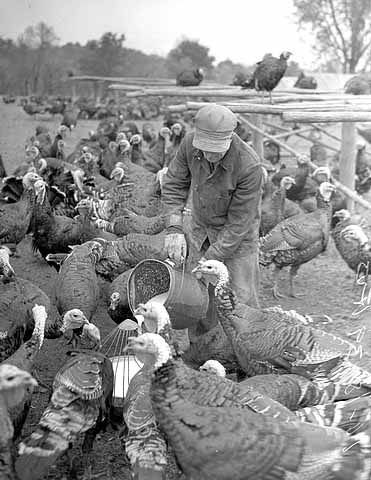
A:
[[127, 258, 209, 329]]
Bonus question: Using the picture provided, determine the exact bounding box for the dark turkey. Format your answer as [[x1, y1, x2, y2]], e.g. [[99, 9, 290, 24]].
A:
[[2, 305, 47, 440], [242, 51, 292, 102], [176, 68, 204, 87], [259, 182, 336, 298], [16, 327, 114, 480], [344, 74, 371, 95], [260, 176, 302, 236], [294, 71, 317, 89]]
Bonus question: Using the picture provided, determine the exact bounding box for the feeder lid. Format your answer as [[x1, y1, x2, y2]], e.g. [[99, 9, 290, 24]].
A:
[[117, 319, 139, 331]]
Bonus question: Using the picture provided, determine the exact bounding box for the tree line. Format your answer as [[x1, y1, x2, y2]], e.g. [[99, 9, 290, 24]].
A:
[[1, 0, 370, 96]]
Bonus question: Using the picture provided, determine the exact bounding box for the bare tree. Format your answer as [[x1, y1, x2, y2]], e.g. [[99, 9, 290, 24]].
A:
[[294, 0, 371, 72], [17, 22, 59, 94]]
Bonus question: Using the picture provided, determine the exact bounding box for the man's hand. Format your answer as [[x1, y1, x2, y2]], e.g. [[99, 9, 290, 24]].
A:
[[164, 233, 187, 265]]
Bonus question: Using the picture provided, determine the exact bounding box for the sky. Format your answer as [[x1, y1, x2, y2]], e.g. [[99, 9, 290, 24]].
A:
[[1, 0, 317, 68]]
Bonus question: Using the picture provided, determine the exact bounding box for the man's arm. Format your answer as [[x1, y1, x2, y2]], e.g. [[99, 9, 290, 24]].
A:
[[204, 163, 264, 260], [161, 137, 191, 232]]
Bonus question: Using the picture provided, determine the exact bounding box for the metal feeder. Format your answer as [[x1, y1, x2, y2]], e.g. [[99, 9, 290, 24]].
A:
[[101, 319, 143, 409]]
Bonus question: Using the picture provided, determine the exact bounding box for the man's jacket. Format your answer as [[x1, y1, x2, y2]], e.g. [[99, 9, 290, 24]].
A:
[[162, 131, 264, 260]]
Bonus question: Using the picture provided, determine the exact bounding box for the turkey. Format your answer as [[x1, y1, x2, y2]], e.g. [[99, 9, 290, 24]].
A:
[[0, 364, 37, 480], [130, 333, 371, 480], [54, 240, 103, 325], [294, 71, 317, 89], [136, 302, 371, 410], [3, 305, 47, 440], [242, 51, 292, 103], [310, 130, 328, 167], [30, 181, 117, 262], [260, 176, 302, 236], [0, 252, 65, 362], [133, 303, 304, 420], [141, 127, 172, 174], [107, 269, 134, 324], [259, 182, 336, 298], [16, 323, 114, 480], [332, 209, 371, 280], [96, 208, 165, 236], [0, 246, 15, 282], [354, 141, 371, 195], [121, 328, 168, 480], [192, 259, 371, 392], [61, 101, 79, 130], [344, 74, 371, 95], [271, 156, 318, 209], [176, 68, 204, 87], [0, 172, 41, 250], [93, 232, 167, 280], [99, 140, 127, 179], [263, 139, 280, 166], [142, 123, 157, 147]]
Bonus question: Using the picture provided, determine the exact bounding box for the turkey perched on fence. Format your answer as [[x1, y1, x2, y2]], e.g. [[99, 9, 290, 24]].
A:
[[259, 182, 336, 298], [16, 324, 114, 480], [332, 209, 371, 280], [193, 259, 371, 393], [294, 71, 317, 89], [344, 74, 371, 95], [241, 51, 292, 103], [131, 333, 371, 480], [0, 364, 37, 480], [176, 68, 204, 86]]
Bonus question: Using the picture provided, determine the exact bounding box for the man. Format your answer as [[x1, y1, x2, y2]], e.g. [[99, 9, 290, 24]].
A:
[[162, 103, 263, 308]]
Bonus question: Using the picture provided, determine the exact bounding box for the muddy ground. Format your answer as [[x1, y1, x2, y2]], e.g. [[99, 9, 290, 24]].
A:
[[1, 101, 371, 479]]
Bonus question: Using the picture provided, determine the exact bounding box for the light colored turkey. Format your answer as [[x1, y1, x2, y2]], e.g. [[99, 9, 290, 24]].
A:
[[0, 364, 37, 480], [192, 259, 371, 393], [130, 332, 371, 480], [332, 209, 371, 280]]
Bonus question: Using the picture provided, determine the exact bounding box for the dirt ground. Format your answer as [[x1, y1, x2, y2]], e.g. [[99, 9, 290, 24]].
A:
[[1, 101, 371, 479]]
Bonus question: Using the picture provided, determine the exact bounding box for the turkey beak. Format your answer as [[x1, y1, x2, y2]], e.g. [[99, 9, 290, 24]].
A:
[[123, 337, 139, 353], [191, 265, 204, 280]]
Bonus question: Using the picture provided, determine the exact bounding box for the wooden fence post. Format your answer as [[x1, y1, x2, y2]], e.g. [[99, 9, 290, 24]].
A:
[[250, 114, 264, 160], [339, 122, 356, 212]]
